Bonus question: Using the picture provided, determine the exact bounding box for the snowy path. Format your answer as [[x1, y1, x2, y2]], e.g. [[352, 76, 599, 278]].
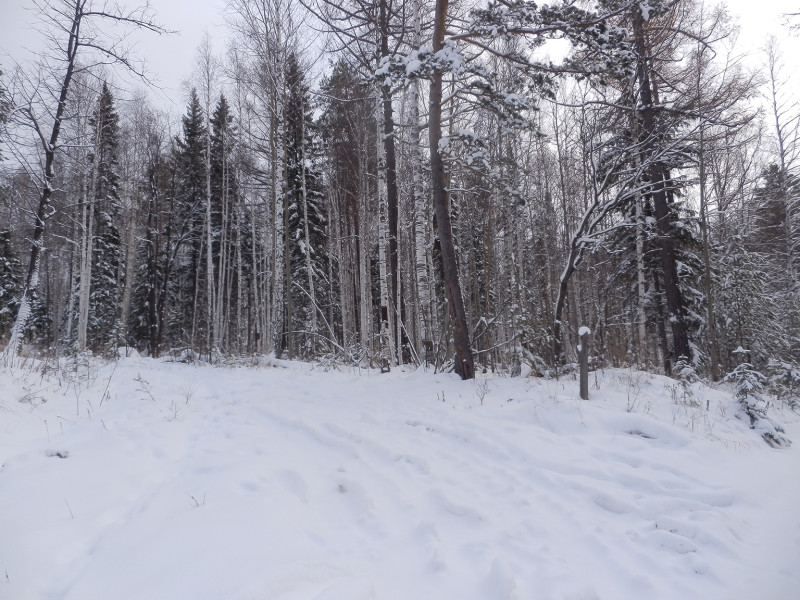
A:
[[1, 358, 798, 599]]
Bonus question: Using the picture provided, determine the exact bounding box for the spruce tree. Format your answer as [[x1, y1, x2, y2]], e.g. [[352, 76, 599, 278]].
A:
[[285, 54, 327, 356], [210, 95, 236, 238], [87, 82, 122, 351], [130, 143, 177, 357], [0, 230, 23, 341], [173, 89, 208, 351], [69, 82, 122, 353]]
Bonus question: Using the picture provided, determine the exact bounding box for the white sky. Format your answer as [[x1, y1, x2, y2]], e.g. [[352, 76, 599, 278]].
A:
[[0, 0, 229, 114], [0, 0, 798, 114]]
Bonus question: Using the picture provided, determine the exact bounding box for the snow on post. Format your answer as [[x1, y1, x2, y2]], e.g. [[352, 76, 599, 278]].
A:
[[578, 327, 590, 400]]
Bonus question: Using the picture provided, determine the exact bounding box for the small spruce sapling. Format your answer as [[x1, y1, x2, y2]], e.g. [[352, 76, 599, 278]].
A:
[[673, 357, 699, 406], [767, 360, 800, 413], [724, 363, 791, 447]]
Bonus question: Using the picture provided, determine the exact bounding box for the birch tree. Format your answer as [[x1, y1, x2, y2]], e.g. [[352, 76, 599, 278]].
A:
[[227, 0, 303, 357], [1, 0, 165, 363]]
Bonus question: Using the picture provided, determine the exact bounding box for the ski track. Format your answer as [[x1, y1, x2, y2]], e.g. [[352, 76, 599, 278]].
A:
[[0, 358, 798, 599]]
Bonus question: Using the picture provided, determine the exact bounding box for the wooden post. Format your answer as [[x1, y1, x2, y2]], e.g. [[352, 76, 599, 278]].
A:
[[578, 326, 590, 400]]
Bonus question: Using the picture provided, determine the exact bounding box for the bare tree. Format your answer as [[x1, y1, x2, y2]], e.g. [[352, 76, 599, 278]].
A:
[[227, 0, 305, 357], [765, 38, 800, 304], [2, 0, 166, 363], [193, 33, 220, 357]]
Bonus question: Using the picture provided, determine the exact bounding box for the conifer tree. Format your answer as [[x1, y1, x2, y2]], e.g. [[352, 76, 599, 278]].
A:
[[87, 82, 122, 351], [285, 54, 327, 356], [0, 230, 23, 341], [130, 128, 176, 357], [173, 89, 208, 350]]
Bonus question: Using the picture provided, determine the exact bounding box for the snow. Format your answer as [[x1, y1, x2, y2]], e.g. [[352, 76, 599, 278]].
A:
[[435, 41, 465, 74], [1, 358, 799, 599]]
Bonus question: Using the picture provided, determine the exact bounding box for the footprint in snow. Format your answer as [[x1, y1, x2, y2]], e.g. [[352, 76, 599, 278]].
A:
[[240, 480, 261, 493], [278, 469, 309, 502], [647, 528, 697, 554], [430, 489, 485, 524], [592, 492, 635, 515], [479, 559, 518, 600]]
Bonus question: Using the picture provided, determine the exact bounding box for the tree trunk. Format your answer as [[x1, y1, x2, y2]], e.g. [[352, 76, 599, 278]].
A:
[[430, 0, 475, 380], [205, 106, 215, 356], [299, 99, 317, 354], [578, 327, 589, 400], [632, 9, 690, 365], [358, 150, 373, 357], [698, 131, 721, 379], [376, 93, 395, 368], [77, 118, 103, 352], [410, 0, 432, 363], [635, 197, 649, 368], [271, 98, 286, 355], [119, 183, 138, 350]]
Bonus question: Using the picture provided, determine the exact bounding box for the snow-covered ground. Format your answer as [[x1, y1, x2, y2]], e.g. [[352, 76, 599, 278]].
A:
[[1, 356, 798, 600]]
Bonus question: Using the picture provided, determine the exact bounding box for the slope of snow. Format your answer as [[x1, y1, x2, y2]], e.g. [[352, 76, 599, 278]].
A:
[[1, 357, 798, 599]]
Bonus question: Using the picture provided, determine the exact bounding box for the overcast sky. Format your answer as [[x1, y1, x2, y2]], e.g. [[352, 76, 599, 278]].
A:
[[1, 0, 798, 115], [0, 0, 229, 113]]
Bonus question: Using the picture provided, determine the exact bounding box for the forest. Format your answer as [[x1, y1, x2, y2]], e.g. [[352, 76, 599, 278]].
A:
[[1, 0, 798, 386]]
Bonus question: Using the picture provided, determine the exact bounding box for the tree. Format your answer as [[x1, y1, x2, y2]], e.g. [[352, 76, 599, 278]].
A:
[[306, 0, 409, 367], [173, 89, 208, 350], [550, 0, 756, 374], [399, 0, 634, 378], [0, 67, 9, 160], [428, 0, 475, 378], [227, 0, 305, 357], [0, 230, 23, 341], [129, 105, 180, 357], [77, 81, 122, 353], [628, 2, 691, 366], [762, 39, 800, 358], [746, 164, 800, 361], [192, 33, 221, 356], [319, 58, 376, 358], [285, 54, 327, 356], [209, 93, 251, 353]]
